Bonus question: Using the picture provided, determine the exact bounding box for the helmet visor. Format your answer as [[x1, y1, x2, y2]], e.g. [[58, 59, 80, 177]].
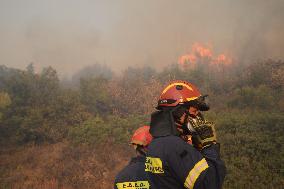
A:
[[185, 95, 210, 111]]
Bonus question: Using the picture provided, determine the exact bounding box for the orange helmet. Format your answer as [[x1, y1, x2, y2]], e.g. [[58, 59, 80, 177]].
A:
[[130, 125, 153, 147], [158, 80, 202, 108]]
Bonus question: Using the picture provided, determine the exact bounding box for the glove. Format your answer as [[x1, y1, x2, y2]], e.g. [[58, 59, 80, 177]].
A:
[[188, 116, 217, 150]]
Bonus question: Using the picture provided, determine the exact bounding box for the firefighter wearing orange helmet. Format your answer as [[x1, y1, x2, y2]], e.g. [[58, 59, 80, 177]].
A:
[[114, 126, 153, 189], [146, 80, 226, 189]]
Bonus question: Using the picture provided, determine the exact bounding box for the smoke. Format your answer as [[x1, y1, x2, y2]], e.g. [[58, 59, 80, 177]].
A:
[[0, 0, 284, 76], [24, 17, 103, 75]]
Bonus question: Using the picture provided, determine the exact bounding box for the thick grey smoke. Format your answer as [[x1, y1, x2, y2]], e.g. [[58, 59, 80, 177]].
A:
[[0, 0, 283, 76]]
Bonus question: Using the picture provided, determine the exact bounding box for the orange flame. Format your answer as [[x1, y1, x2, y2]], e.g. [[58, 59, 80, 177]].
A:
[[215, 54, 231, 65], [178, 43, 231, 67], [178, 54, 196, 65], [193, 43, 212, 58]]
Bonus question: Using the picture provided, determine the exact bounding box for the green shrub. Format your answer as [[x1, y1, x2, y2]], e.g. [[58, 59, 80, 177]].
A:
[[68, 116, 108, 145], [227, 85, 276, 109], [205, 111, 284, 189], [68, 114, 149, 145], [106, 114, 149, 143]]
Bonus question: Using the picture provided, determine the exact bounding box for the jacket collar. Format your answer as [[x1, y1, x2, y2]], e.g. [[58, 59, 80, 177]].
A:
[[149, 109, 179, 137]]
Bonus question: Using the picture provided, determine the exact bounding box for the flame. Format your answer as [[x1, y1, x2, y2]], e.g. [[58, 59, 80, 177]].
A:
[[215, 54, 231, 65], [193, 43, 212, 58], [178, 43, 231, 67], [178, 54, 196, 65]]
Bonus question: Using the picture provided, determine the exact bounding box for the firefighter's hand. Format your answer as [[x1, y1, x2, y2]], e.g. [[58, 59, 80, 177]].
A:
[[188, 117, 217, 150]]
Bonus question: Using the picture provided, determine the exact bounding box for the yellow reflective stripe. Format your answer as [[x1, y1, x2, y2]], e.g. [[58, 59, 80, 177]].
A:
[[184, 158, 209, 189], [186, 97, 199, 101], [116, 181, 150, 189], [161, 82, 193, 94]]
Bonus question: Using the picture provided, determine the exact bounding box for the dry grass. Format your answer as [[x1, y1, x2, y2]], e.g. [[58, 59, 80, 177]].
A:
[[0, 142, 131, 189]]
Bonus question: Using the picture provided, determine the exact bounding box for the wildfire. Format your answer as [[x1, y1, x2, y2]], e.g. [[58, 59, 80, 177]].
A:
[[178, 43, 231, 67], [178, 54, 196, 66], [214, 54, 232, 65]]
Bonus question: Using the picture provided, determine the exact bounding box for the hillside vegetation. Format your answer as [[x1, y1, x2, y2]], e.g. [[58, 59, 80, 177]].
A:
[[0, 59, 283, 189]]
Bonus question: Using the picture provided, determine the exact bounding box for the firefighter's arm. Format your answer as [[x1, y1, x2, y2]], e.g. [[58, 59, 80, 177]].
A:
[[166, 138, 225, 189], [198, 144, 226, 189], [188, 117, 226, 188], [184, 144, 226, 189]]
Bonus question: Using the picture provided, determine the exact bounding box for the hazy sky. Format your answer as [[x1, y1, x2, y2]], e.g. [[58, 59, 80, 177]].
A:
[[0, 0, 284, 76]]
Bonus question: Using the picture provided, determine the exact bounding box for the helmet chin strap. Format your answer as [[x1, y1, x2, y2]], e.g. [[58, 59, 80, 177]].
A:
[[167, 104, 198, 136], [171, 106, 192, 135], [181, 111, 191, 135]]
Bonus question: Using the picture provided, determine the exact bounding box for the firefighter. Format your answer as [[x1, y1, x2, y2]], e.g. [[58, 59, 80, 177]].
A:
[[146, 80, 226, 189], [114, 125, 153, 189]]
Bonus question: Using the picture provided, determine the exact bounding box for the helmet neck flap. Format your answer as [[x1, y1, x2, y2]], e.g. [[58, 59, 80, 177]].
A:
[[150, 105, 190, 137]]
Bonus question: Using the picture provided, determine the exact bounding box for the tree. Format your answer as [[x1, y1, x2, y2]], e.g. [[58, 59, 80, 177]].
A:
[[72, 63, 113, 86], [80, 77, 111, 115], [0, 92, 11, 120], [245, 59, 284, 89]]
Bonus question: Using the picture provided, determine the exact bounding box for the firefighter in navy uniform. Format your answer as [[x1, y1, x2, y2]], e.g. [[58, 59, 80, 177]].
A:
[[114, 126, 153, 189], [146, 80, 226, 189]]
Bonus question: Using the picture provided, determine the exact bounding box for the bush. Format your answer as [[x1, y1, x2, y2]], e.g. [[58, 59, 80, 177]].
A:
[[206, 111, 284, 189], [227, 85, 276, 109], [68, 114, 149, 145], [68, 116, 108, 145]]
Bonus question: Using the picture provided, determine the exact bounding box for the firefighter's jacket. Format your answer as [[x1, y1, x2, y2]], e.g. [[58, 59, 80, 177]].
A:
[[114, 156, 151, 189], [146, 110, 226, 189]]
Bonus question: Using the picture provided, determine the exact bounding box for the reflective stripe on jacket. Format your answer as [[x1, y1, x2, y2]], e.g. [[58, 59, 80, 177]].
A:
[[114, 156, 151, 189], [146, 136, 226, 189]]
